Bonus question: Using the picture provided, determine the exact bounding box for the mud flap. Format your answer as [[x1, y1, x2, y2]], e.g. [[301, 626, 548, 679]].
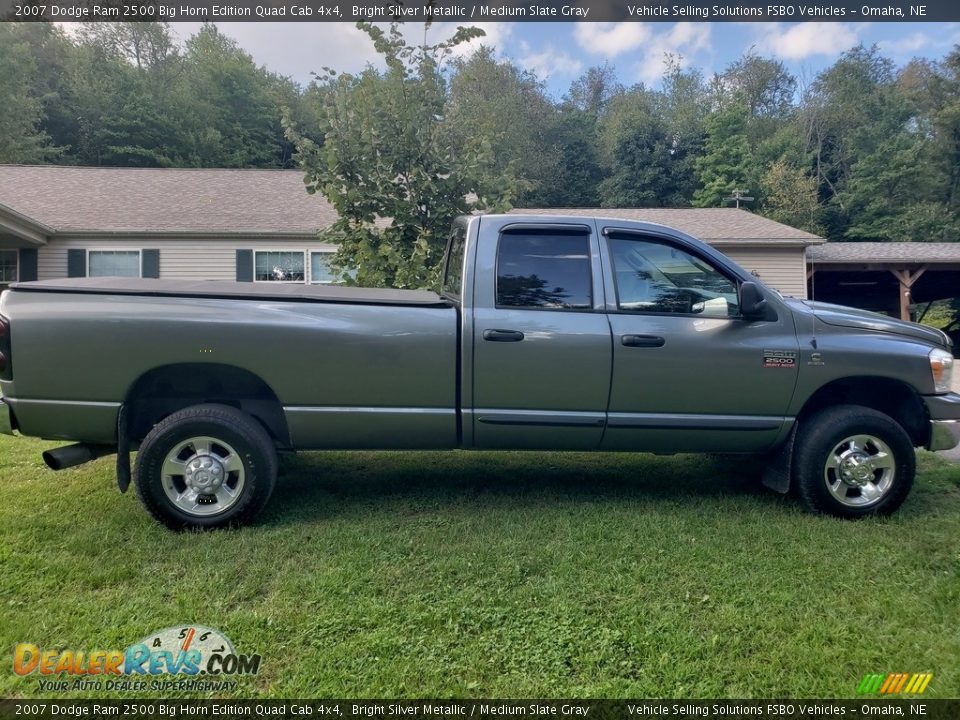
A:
[[116, 405, 131, 493], [761, 422, 797, 494]]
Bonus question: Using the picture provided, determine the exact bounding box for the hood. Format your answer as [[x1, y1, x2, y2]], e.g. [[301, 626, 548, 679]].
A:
[[785, 299, 950, 348]]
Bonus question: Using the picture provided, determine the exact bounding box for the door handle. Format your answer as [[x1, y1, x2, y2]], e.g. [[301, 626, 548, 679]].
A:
[[483, 329, 525, 342], [621, 334, 665, 348]]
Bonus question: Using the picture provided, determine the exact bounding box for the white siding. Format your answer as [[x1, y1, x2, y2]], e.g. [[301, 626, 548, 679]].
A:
[[36, 236, 811, 299], [720, 246, 808, 299], [38, 237, 337, 282]]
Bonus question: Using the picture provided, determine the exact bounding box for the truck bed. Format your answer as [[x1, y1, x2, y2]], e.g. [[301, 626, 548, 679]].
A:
[[10, 278, 449, 308]]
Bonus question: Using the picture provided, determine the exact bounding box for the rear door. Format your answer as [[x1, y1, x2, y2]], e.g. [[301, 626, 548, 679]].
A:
[[470, 218, 612, 449], [600, 229, 799, 453]]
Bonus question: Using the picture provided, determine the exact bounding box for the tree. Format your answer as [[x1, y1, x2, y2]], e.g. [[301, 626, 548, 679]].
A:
[[799, 45, 909, 237], [178, 24, 289, 167], [289, 23, 518, 289], [598, 89, 693, 208], [720, 52, 796, 120], [760, 158, 823, 234], [566, 64, 624, 118], [693, 100, 755, 208], [77, 22, 177, 70], [535, 107, 604, 207], [838, 133, 958, 242], [0, 25, 58, 163], [446, 46, 554, 205]]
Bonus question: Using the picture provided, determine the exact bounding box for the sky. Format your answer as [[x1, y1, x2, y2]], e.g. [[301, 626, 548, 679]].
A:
[[169, 21, 960, 97]]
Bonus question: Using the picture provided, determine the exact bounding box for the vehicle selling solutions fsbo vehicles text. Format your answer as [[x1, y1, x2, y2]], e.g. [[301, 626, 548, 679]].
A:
[[627, 5, 926, 18]]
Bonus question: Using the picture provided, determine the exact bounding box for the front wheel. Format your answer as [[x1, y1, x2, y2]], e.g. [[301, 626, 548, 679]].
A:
[[134, 404, 278, 530], [792, 405, 915, 518]]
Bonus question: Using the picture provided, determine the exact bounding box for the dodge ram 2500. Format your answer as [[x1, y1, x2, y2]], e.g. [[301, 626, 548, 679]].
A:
[[1, 214, 958, 529]]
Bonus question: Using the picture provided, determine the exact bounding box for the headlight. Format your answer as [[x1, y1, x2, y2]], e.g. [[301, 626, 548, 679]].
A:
[[929, 348, 954, 393]]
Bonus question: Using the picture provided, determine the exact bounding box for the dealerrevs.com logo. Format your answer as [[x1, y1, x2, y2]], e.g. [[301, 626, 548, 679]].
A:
[[12, 625, 261, 693]]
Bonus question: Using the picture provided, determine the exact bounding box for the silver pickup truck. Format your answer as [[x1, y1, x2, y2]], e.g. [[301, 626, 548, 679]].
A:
[[1, 214, 958, 529]]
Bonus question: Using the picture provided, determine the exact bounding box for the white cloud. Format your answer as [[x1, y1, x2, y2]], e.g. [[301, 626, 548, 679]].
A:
[[573, 22, 651, 58], [516, 41, 583, 80], [168, 22, 513, 85], [445, 22, 514, 58], [172, 23, 382, 82], [631, 23, 713, 85], [878, 31, 935, 56], [757, 22, 860, 61]]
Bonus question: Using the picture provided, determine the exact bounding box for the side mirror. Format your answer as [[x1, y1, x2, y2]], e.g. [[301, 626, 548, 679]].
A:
[[739, 281, 768, 320]]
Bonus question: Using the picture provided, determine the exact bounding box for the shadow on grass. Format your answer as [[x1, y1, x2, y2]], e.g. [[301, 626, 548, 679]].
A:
[[260, 450, 783, 524]]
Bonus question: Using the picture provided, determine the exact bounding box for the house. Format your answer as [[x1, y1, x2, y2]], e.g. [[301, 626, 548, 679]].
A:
[[0, 165, 825, 298], [0, 165, 340, 289]]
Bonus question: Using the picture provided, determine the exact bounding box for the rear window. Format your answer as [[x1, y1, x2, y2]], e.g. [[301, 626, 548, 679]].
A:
[[496, 233, 592, 310]]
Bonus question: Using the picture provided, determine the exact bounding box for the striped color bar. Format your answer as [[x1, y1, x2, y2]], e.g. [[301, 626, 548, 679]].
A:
[[858, 672, 933, 695]]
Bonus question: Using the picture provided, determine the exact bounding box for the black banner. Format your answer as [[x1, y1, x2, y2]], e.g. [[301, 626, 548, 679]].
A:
[[0, 0, 957, 23], [1, 700, 960, 720]]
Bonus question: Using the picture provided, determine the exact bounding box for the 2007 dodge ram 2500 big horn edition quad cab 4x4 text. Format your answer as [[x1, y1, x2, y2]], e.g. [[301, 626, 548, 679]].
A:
[[0, 214, 958, 529]]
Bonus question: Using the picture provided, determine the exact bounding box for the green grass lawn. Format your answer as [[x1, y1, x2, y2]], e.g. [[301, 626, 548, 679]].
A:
[[1, 434, 958, 699]]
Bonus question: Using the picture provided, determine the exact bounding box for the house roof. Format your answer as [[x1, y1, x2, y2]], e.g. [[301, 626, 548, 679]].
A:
[[511, 207, 825, 245], [0, 165, 336, 237], [808, 242, 960, 264], [0, 165, 825, 245]]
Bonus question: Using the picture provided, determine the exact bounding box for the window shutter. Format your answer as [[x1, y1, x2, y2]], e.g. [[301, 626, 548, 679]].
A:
[[18, 248, 38, 282], [236, 249, 253, 282], [142, 249, 160, 278], [67, 249, 86, 278]]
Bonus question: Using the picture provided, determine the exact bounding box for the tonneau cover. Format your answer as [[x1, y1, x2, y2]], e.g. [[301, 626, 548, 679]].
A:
[[9, 278, 449, 307]]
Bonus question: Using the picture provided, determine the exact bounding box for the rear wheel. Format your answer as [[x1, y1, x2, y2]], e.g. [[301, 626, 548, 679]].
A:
[[134, 404, 277, 530], [792, 405, 915, 518]]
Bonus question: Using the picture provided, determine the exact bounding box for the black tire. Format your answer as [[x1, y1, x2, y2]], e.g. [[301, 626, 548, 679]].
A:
[[792, 404, 915, 519], [134, 404, 277, 530]]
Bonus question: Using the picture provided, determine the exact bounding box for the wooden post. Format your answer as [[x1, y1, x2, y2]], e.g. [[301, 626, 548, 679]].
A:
[[890, 267, 927, 321]]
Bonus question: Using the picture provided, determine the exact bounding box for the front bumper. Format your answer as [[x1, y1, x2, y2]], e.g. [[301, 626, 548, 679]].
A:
[[924, 392, 960, 451]]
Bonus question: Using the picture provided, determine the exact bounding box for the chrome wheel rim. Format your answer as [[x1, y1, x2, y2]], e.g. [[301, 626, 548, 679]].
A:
[[161, 436, 245, 517], [823, 434, 896, 508]]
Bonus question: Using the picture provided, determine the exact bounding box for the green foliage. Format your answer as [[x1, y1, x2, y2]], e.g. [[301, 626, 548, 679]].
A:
[[760, 158, 823, 235], [597, 63, 707, 209], [535, 107, 605, 207], [445, 46, 553, 205], [0, 25, 58, 163], [5, 25, 960, 247], [288, 23, 518, 289], [840, 133, 960, 241], [693, 100, 755, 208]]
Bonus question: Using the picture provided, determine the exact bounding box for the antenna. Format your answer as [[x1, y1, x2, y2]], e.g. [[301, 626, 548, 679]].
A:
[[809, 262, 818, 350], [724, 189, 754, 209]]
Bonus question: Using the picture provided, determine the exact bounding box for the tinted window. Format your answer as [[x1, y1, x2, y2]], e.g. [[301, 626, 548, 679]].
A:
[[311, 252, 335, 284], [255, 251, 305, 282], [608, 237, 738, 317], [0, 250, 17, 282], [497, 233, 592, 310], [442, 224, 467, 299], [88, 250, 140, 278]]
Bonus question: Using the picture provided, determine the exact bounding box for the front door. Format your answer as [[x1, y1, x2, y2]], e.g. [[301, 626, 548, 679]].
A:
[[600, 231, 799, 453], [471, 221, 612, 450]]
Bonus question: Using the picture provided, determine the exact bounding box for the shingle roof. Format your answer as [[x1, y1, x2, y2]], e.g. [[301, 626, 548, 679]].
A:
[[511, 207, 825, 244], [808, 242, 960, 263], [0, 165, 335, 236], [0, 165, 825, 245]]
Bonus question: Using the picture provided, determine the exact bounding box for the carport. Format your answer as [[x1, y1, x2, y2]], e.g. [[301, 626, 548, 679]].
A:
[[807, 243, 960, 320]]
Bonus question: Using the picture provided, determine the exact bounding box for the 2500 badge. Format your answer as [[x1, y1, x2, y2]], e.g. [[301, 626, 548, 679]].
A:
[[763, 350, 798, 369]]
